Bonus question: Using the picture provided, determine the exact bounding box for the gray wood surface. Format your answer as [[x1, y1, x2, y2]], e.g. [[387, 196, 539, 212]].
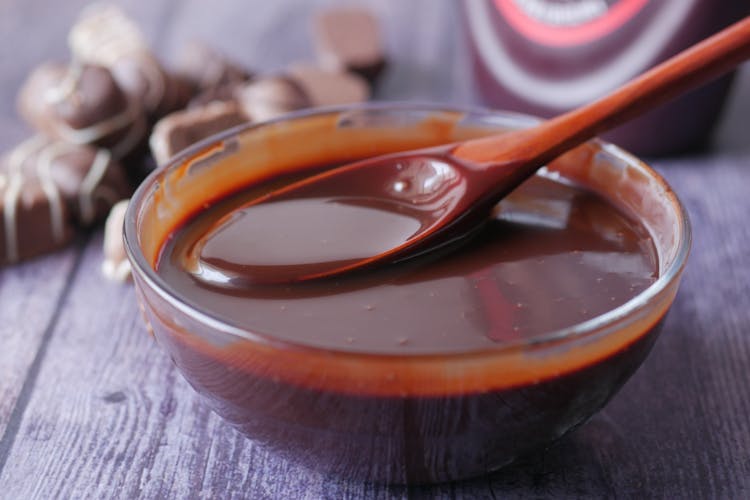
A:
[[1, 1, 749, 498]]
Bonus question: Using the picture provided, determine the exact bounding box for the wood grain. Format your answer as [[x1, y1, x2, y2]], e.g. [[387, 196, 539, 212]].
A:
[[0, 246, 81, 440], [0, 0, 748, 498]]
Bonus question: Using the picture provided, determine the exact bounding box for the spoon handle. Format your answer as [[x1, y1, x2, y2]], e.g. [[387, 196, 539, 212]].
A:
[[455, 15, 750, 167]]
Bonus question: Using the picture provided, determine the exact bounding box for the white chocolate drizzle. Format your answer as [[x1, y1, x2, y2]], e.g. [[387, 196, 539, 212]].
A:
[[2, 136, 123, 263], [37, 141, 120, 226], [36, 145, 68, 246], [3, 136, 54, 263], [69, 4, 166, 113], [110, 102, 147, 160], [43, 62, 84, 105], [48, 93, 141, 148], [79, 149, 112, 225]]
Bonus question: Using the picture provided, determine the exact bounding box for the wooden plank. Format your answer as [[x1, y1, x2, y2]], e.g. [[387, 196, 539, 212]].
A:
[[0, 0, 177, 443], [0, 234, 432, 499], [4, 194, 748, 500], [0, 246, 82, 440]]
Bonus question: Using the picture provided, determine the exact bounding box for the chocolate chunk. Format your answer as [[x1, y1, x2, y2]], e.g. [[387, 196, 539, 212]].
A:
[[0, 137, 75, 265], [68, 4, 185, 120], [287, 65, 370, 107], [234, 76, 311, 122], [177, 40, 253, 93], [17, 62, 147, 160], [102, 199, 131, 282], [150, 101, 249, 166], [42, 142, 131, 226], [313, 7, 387, 84]]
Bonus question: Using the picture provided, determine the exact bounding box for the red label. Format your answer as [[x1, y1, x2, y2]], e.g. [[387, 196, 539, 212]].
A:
[[494, 0, 649, 46]]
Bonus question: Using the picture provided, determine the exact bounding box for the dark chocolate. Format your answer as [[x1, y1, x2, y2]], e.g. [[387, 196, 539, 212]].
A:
[[0, 137, 75, 264], [68, 4, 188, 120], [17, 62, 147, 160], [149, 101, 249, 165], [161, 166, 658, 354], [43, 142, 131, 226]]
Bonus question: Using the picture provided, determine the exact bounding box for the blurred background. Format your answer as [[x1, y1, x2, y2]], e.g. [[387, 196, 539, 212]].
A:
[[2, 0, 748, 155]]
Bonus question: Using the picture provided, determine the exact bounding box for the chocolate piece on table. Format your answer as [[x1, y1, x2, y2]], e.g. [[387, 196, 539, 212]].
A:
[[17, 62, 147, 161], [0, 137, 75, 265], [177, 40, 253, 93], [102, 199, 131, 282], [150, 100, 249, 166], [43, 142, 131, 227], [158, 72, 195, 118], [68, 4, 186, 120], [287, 65, 370, 107], [313, 7, 387, 84], [234, 76, 311, 122]]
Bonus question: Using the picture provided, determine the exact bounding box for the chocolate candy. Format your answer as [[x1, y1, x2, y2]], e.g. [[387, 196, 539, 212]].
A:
[[158, 72, 195, 119], [313, 7, 387, 84], [68, 4, 188, 120], [42, 141, 131, 226], [17, 62, 147, 160], [149, 101, 249, 166], [0, 136, 130, 265], [287, 65, 370, 107], [0, 137, 75, 264], [234, 76, 310, 122], [102, 199, 131, 282]]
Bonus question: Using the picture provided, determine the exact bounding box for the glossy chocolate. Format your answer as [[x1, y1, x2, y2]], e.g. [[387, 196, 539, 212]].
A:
[[128, 106, 689, 483], [158, 168, 657, 354]]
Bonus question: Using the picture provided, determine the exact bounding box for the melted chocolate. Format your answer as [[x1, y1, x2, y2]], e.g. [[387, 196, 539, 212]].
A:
[[157, 171, 658, 355]]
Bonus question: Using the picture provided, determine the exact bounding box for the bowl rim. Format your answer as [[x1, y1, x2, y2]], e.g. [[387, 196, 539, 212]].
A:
[[123, 102, 692, 358]]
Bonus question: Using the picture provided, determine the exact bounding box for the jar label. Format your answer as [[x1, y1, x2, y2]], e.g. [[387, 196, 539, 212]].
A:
[[493, 0, 649, 46], [467, 0, 694, 108]]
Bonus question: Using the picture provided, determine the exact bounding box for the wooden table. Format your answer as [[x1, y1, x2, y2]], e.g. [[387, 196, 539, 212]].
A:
[[1, 1, 749, 498]]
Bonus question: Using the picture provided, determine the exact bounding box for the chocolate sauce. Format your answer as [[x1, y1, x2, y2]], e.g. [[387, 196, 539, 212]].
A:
[[157, 170, 658, 355]]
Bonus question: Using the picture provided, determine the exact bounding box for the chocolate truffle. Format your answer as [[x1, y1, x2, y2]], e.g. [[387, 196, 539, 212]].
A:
[[68, 4, 187, 119], [0, 137, 75, 264], [17, 62, 147, 160], [41, 141, 131, 226]]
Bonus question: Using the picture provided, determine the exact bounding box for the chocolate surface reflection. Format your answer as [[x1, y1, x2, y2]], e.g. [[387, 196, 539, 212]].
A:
[[186, 152, 468, 284], [160, 173, 658, 355]]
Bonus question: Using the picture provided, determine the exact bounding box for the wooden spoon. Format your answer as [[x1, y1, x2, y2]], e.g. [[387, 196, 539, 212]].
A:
[[192, 17, 750, 286]]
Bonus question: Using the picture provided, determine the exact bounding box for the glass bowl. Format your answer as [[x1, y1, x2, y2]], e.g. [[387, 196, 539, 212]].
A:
[[124, 104, 691, 484]]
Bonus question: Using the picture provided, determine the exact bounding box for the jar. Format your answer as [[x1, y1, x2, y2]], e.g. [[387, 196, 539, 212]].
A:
[[464, 0, 748, 155]]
